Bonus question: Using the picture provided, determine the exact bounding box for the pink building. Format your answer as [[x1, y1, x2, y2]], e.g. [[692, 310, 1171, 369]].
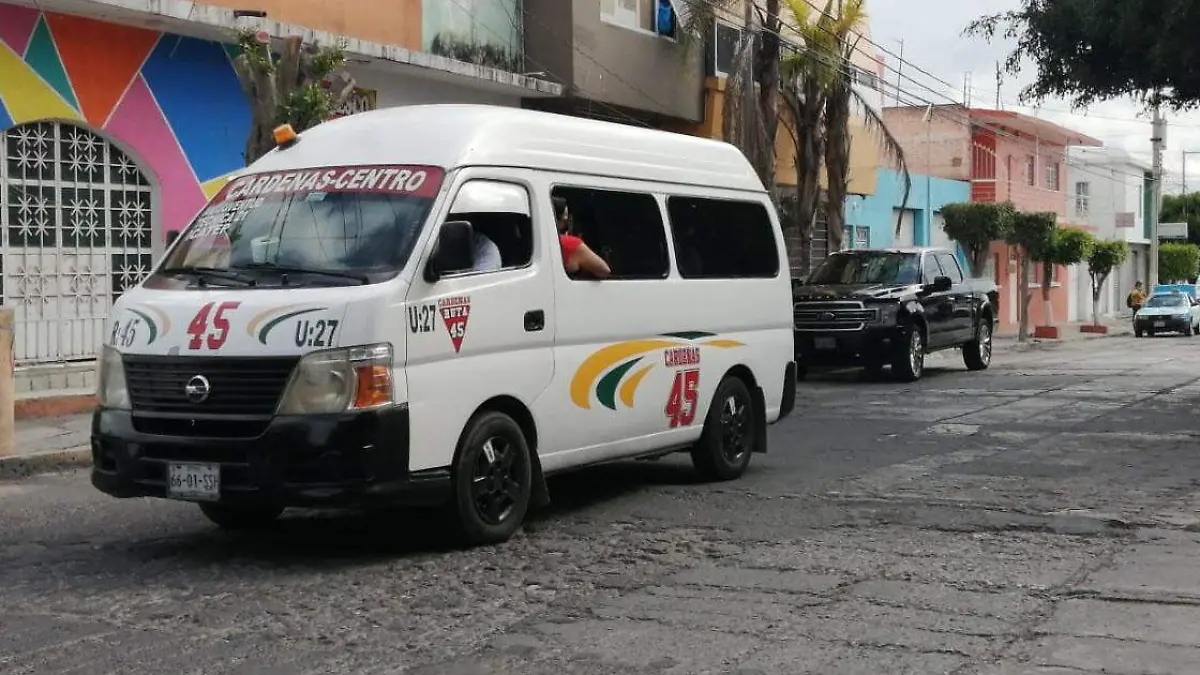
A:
[[884, 105, 1103, 333]]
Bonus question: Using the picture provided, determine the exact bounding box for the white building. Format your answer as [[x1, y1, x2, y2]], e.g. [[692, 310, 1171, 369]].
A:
[[1065, 147, 1152, 322]]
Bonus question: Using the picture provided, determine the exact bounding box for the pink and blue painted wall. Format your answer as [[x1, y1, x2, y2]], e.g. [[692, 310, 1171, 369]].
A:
[[0, 3, 250, 234]]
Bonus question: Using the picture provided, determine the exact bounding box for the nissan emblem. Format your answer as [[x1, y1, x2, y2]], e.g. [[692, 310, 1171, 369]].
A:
[[185, 374, 211, 403]]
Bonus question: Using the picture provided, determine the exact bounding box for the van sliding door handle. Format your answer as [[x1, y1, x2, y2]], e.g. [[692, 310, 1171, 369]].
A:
[[524, 310, 545, 332]]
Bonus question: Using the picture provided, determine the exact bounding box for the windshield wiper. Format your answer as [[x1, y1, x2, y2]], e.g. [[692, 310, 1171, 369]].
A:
[[159, 266, 257, 287], [234, 262, 369, 285]]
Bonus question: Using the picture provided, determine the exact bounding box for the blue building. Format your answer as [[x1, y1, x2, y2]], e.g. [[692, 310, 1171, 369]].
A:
[[844, 169, 971, 263]]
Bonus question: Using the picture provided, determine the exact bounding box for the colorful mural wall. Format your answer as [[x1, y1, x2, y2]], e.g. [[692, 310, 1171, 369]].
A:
[[0, 3, 250, 234]]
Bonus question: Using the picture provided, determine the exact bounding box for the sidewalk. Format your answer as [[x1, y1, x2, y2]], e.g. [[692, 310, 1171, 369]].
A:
[[0, 412, 90, 479], [995, 317, 1133, 351]]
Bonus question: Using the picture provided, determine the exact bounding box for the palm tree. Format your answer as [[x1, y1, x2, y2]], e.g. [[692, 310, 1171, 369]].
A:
[[679, 1, 782, 191], [817, 0, 910, 252]]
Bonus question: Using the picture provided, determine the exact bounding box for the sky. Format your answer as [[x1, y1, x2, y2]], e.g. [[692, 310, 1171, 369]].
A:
[[865, 0, 1200, 194]]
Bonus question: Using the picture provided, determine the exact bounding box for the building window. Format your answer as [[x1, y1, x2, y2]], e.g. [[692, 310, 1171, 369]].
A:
[[1045, 162, 1060, 191], [852, 65, 879, 91], [551, 185, 670, 280], [855, 226, 869, 248], [1025, 155, 1036, 186], [2, 121, 155, 365], [1075, 181, 1090, 217], [667, 196, 779, 278], [601, 0, 676, 37]]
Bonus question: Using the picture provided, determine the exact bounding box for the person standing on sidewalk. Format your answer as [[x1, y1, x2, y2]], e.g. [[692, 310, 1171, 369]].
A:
[[1127, 281, 1147, 322]]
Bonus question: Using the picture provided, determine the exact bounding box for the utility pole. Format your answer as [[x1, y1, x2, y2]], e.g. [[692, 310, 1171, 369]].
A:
[[894, 39, 904, 107], [1151, 106, 1166, 287], [995, 62, 1003, 109]]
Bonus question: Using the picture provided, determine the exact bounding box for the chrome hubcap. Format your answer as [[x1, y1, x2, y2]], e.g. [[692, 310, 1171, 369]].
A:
[[980, 323, 992, 364], [909, 330, 924, 374]]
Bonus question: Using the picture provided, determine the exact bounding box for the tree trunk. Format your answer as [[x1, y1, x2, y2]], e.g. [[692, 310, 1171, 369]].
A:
[[968, 245, 989, 279], [755, 0, 781, 192], [1017, 249, 1031, 341], [788, 82, 824, 276], [1091, 273, 1101, 327], [824, 85, 851, 253], [1041, 261, 1053, 326]]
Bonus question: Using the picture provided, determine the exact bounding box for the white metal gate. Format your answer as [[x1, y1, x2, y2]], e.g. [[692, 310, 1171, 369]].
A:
[[1, 121, 153, 365]]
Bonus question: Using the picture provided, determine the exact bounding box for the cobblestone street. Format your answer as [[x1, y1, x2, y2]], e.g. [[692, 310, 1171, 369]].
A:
[[4, 336, 1200, 674]]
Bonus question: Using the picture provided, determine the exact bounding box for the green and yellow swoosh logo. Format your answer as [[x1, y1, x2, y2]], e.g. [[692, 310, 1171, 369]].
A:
[[247, 304, 328, 344], [569, 331, 744, 411]]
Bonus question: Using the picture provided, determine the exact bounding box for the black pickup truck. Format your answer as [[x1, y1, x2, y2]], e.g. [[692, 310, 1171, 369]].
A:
[[793, 247, 1000, 381]]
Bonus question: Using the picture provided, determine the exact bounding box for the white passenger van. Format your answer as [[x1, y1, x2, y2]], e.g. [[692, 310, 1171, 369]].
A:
[[91, 105, 797, 545]]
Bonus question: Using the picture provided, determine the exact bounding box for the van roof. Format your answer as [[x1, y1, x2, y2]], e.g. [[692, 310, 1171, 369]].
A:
[[248, 104, 766, 193]]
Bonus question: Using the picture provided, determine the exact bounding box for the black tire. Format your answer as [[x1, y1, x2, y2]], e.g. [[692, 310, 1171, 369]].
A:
[[891, 322, 925, 382], [1135, 328, 1143, 338], [449, 411, 532, 546], [198, 502, 283, 531], [690, 376, 756, 482], [1148, 328, 1156, 338], [1186, 323, 1195, 337], [962, 316, 993, 371]]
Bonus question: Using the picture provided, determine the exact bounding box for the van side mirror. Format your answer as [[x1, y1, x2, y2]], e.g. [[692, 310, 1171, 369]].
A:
[[424, 220, 474, 283], [924, 275, 952, 293]]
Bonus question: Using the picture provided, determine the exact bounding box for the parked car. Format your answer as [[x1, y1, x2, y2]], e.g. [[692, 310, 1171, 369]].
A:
[[792, 247, 1000, 382], [1134, 291, 1200, 337]]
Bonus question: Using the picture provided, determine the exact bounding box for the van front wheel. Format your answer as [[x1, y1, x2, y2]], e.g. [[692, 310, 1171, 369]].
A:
[[690, 376, 756, 481], [450, 411, 533, 546]]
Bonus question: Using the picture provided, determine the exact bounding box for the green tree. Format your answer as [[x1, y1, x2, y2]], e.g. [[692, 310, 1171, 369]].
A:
[[1159, 193, 1200, 247], [966, 0, 1200, 110], [1005, 211, 1057, 341], [231, 30, 356, 165], [1086, 240, 1129, 326], [1037, 227, 1093, 326], [1159, 242, 1200, 283], [939, 201, 1015, 277]]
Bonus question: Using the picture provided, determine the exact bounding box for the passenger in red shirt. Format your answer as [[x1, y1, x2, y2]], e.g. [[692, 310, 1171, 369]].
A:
[[554, 197, 610, 279]]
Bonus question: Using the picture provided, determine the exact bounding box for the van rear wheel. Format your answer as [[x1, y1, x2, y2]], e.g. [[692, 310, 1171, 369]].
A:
[[450, 411, 532, 546], [690, 376, 756, 481]]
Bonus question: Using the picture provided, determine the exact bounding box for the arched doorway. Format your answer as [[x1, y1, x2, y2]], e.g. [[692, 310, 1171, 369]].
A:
[[1, 121, 154, 364]]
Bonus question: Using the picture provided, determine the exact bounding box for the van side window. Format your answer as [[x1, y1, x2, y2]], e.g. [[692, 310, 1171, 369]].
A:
[[443, 180, 534, 275], [551, 186, 669, 280], [666, 197, 779, 278], [935, 252, 964, 284]]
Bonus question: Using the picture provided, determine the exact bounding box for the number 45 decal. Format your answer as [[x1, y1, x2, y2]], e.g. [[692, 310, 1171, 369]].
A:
[[187, 301, 241, 350], [665, 369, 700, 427]]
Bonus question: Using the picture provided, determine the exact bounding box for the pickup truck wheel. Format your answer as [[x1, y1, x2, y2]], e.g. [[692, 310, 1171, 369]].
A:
[[891, 323, 925, 382], [962, 318, 993, 371]]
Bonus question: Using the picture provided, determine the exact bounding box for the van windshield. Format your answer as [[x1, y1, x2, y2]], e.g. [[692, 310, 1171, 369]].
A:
[[156, 165, 445, 287]]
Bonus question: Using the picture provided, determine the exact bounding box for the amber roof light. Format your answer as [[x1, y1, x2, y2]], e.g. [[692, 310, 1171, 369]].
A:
[[273, 124, 298, 148]]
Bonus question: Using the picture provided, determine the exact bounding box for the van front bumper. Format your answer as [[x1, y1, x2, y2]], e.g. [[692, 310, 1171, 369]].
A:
[[90, 406, 451, 508]]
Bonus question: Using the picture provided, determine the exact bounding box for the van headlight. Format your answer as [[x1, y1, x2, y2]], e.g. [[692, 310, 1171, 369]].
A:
[[276, 343, 395, 415], [97, 345, 131, 410]]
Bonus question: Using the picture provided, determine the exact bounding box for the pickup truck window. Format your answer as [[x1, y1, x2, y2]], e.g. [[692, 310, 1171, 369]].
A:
[[936, 252, 964, 283], [808, 251, 920, 285], [921, 254, 942, 284]]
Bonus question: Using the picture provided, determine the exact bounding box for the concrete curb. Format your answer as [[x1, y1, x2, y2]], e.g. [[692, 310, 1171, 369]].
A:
[[0, 446, 90, 480], [995, 327, 1133, 352]]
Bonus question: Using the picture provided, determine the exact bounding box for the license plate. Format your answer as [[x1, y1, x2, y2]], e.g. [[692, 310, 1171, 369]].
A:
[[814, 337, 836, 350], [167, 463, 220, 501], [1154, 320, 1166, 328]]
